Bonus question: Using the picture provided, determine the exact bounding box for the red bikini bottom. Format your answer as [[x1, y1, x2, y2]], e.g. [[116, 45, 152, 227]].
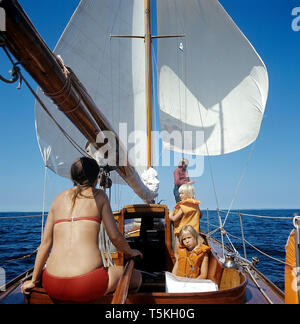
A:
[[42, 267, 109, 303]]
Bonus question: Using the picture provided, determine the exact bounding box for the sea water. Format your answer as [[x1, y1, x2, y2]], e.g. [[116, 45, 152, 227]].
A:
[[0, 209, 298, 291]]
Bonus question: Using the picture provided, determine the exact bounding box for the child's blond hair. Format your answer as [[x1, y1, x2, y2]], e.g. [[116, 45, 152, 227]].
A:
[[178, 183, 195, 199], [178, 225, 204, 248]]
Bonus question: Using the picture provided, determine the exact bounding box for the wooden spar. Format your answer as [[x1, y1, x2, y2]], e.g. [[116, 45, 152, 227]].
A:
[[145, 0, 153, 169], [111, 259, 135, 304], [0, 0, 156, 202]]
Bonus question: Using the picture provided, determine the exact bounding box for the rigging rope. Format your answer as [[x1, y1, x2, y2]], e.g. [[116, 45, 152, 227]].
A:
[[0, 250, 37, 264], [201, 210, 296, 268], [41, 166, 48, 242], [0, 37, 94, 160], [0, 214, 46, 220], [222, 142, 257, 227], [220, 210, 293, 220]]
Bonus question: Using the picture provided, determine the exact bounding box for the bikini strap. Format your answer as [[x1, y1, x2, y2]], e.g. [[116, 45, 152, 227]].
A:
[[54, 217, 101, 225]]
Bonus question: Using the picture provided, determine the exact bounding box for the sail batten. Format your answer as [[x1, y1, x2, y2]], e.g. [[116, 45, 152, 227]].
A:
[[156, 0, 268, 156]]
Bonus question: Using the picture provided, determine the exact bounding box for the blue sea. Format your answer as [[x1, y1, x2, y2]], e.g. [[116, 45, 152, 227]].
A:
[[0, 209, 298, 292]]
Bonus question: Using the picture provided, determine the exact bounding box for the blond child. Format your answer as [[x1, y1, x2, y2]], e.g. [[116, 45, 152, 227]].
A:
[[172, 225, 210, 279], [169, 183, 202, 237]]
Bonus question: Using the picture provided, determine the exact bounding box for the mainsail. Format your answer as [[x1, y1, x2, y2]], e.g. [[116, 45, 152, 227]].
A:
[[35, 0, 149, 184], [156, 0, 268, 156], [34, 0, 268, 199]]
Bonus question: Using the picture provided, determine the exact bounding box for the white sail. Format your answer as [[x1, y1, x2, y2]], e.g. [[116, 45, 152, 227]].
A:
[[156, 0, 269, 156], [35, 0, 148, 183]]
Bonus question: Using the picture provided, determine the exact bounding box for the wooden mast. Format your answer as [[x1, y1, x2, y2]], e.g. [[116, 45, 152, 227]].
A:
[[144, 0, 153, 169], [143, 1, 184, 169]]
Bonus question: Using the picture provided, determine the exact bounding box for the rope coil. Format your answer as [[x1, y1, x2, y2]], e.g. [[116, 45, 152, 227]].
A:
[[293, 215, 300, 229], [43, 64, 82, 114]]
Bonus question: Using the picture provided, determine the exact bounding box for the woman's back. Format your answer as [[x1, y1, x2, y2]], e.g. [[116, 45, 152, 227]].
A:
[[21, 157, 143, 301], [46, 188, 105, 277]]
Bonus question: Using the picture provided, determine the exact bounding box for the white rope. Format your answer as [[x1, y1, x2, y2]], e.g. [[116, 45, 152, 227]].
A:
[[0, 214, 46, 220], [216, 209, 225, 260], [244, 266, 274, 304], [196, 101, 221, 211], [219, 209, 294, 220], [41, 166, 48, 241], [293, 215, 300, 229], [222, 142, 256, 227], [99, 223, 115, 268], [202, 211, 295, 268], [224, 231, 239, 255]]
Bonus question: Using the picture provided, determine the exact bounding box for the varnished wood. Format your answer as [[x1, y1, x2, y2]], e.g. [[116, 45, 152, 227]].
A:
[[144, 0, 153, 168], [0, 204, 285, 304], [0, 0, 287, 306], [111, 259, 135, 304], [219, 269, 241, 290], [207, 253, 223, 286], [24, 276, 247, 305]]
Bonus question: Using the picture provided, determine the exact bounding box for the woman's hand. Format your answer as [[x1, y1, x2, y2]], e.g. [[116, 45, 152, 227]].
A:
[[127, 249, 143, 260], [21, 280, 36, 295]]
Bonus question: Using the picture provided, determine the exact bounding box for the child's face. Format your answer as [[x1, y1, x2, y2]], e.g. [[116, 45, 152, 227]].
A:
[[179, 192, 188, 201], [181, 232, 197, 251]]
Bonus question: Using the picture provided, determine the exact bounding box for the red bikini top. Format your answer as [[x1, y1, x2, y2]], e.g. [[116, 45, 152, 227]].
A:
[[53, 217, 101, 226]]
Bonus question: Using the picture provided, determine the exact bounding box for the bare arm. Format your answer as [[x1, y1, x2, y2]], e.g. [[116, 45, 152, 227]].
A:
[[21, 208, 54, 294], [101, 194, 142, 259]]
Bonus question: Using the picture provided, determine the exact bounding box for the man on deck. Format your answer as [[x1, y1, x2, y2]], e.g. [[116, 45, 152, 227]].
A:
[[173, 158, 194, 203]]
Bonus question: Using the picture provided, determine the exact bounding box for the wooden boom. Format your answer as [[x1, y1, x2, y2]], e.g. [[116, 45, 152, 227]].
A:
[[0, 0, 156, 203]]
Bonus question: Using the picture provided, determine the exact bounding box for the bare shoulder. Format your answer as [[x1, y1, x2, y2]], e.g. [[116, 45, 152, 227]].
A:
[[94, 189, 111, 214], [94, 189, 108, 202], [51, 188, 74, 208], [57, 188, 74, 200]]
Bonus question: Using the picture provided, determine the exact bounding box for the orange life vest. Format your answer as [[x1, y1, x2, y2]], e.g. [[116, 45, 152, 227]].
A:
[[285, 230, 299, 304], [174, 198, 201, 236], [176, 244, 210, 278]]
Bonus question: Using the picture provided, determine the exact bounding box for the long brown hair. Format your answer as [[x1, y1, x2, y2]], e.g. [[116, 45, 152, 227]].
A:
[[70, 157, 100, 209]]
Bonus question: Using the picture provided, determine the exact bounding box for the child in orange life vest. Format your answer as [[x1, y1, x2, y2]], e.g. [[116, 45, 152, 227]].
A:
[[172, 225, 210, 279], [169, 183, 202, 238]]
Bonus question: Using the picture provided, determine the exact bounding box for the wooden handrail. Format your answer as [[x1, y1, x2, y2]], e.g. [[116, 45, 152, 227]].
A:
[[111, 259, 135, 304]]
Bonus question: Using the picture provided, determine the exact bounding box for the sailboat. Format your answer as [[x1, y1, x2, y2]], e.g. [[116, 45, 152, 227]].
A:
[[0, 0, 291, 304]]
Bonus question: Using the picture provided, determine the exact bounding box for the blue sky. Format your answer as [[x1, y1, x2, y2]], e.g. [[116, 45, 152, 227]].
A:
[[0, 0, 299, 212]]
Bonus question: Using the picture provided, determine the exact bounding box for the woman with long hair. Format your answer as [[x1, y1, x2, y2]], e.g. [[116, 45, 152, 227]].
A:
[[21, 157, 142, 303]]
